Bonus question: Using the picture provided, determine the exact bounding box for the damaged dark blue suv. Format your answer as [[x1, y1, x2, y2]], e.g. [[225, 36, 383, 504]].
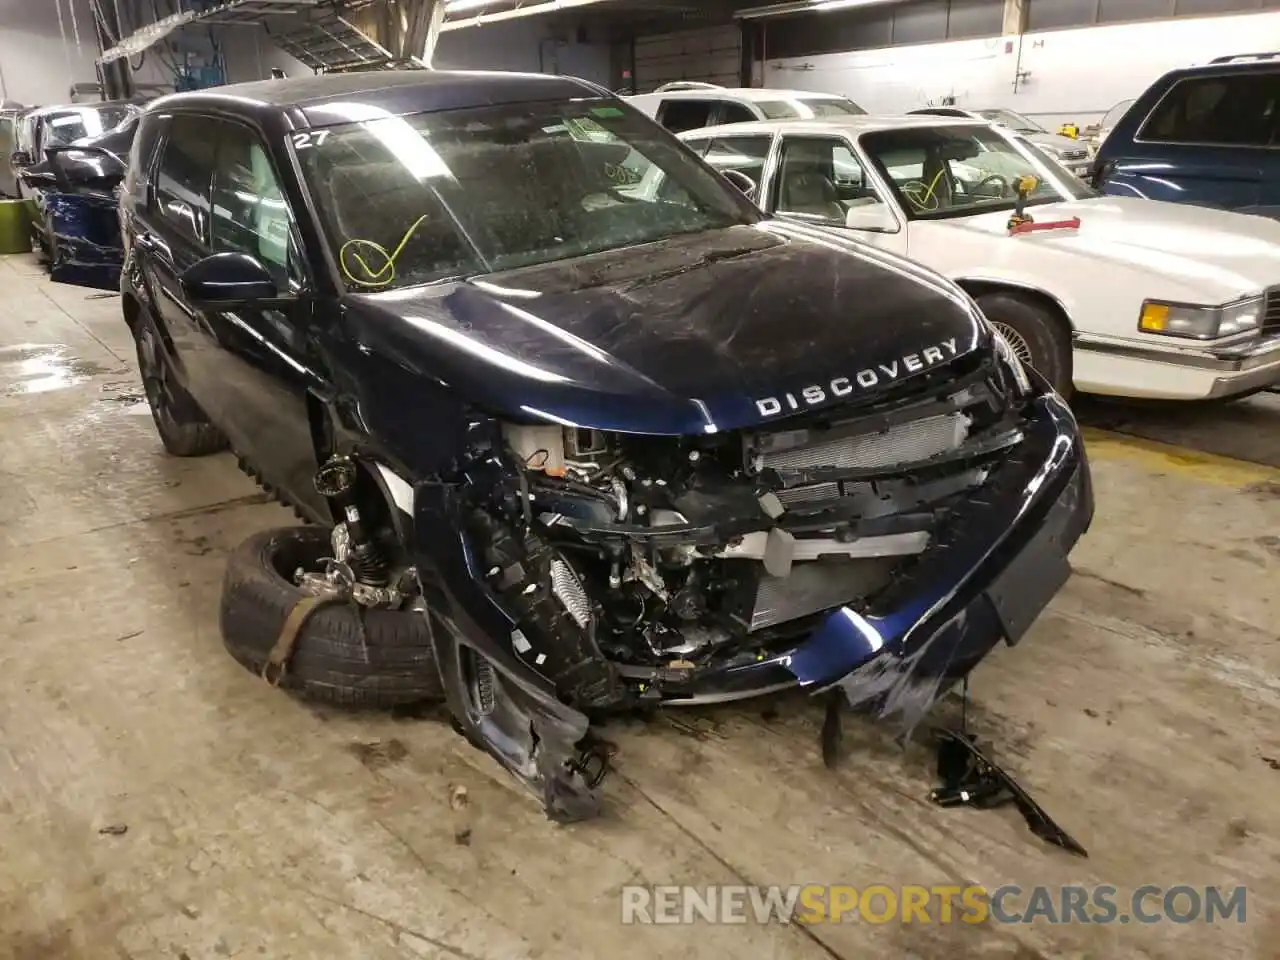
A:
[[119, 71, 1092, 821]]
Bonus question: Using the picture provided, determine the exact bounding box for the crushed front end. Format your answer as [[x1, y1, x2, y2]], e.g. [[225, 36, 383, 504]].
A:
[[415, 338, 1092, 820], [45, 191, 124, 290]]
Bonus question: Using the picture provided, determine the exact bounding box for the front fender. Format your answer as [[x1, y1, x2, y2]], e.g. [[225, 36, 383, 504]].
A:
[[952, 274, 1077, 331]]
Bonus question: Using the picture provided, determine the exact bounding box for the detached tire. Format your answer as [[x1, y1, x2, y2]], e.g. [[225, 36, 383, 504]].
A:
[[219, 526, 444, 708], [976, 291, 1073, 397]]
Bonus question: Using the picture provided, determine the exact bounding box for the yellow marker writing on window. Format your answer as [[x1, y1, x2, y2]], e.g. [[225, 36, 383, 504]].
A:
[[339, 214, 430, 288]]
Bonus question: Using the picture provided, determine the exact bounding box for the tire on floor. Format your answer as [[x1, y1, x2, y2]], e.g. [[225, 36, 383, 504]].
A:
[[219, 526, 444, 707]]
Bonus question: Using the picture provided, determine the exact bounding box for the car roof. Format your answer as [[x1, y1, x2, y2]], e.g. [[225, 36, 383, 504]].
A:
[[677, 115, 988, 138], [1180, 55, 1280, 73], [25, 100, 136, 118], [146, 70, 607, 124], [631, 87, 852, 102]]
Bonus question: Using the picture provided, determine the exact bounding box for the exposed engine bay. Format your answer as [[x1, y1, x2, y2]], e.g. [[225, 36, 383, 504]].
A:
[[462, 352, 1028, 711]]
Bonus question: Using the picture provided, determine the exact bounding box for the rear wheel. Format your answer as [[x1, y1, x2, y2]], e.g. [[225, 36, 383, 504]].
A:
[[976, 291, 1073, 397], [133, 312, 228, 457]]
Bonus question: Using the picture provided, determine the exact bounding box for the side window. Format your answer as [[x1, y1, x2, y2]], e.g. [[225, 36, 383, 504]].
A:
[[658, 99, 717, 134], [702, 135, 772, 191], [210, 121, 298, 285], [153, 114, 215, 244], [1139, 73, 1280, 147], [719, 102, 758, 125], [775, 137, 883, 222], [18, 117, 40, 155]]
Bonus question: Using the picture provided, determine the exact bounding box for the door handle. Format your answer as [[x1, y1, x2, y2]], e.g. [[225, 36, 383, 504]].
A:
[[164, 199, 193, 221], [133, 231, 155, 251]]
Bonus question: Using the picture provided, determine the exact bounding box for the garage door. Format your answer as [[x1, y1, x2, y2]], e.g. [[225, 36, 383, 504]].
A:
[[632, 24, 742, 94]]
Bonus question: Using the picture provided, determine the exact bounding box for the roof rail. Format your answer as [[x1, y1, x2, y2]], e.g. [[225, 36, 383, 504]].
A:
[[1208, 51, 1280, 63], [654, 81, 724, 92]]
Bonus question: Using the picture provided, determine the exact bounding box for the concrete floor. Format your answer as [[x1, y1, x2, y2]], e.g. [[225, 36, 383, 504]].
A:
[[1, 253, 1278, 960]]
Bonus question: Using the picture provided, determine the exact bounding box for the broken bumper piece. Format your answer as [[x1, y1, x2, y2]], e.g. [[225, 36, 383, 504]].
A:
[[662, 391, 1092, 730]]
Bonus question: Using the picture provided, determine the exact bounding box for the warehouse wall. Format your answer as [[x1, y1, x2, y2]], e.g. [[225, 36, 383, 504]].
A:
[[219, 28, 309, 85], [434, 18, 611, 85], [758, 9, 1280, 126], [0, 0, 104, 105]]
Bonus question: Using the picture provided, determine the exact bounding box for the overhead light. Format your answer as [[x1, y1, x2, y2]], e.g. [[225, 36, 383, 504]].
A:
[[442, 0, 614, 29], [735, 0, 902, 19]]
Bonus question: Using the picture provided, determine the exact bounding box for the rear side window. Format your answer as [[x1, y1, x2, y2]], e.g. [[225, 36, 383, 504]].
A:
[[659, 99, 717, 133], [154, 114, 215, 244], [1139, 73, 1280, 147], [720, 102, 757, 124]]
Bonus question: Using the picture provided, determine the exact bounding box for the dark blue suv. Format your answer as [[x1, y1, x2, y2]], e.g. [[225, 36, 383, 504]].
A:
[[1092, 53, 1280, 217]]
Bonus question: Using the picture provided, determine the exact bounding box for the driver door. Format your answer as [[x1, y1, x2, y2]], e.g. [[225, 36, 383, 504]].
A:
[[768, 135, 906, 255], [199, 118, 329, 519]]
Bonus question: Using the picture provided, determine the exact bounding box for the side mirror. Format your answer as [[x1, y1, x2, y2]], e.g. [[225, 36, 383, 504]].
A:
[[180, 252, 279, 308], [10, 150, 32, 167], [844, 203, 897, 233], [721, 169, 757, 200]]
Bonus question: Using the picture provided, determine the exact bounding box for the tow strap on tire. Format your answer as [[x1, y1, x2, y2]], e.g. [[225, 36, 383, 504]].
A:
[[262, 594, 343, 686]]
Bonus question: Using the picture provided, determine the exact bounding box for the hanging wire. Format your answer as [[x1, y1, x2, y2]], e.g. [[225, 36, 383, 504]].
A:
[[90, 0, 118, 45], [69, 0, 84, 51], [54, 0, 74, 78], [113, 0, 126, 47]]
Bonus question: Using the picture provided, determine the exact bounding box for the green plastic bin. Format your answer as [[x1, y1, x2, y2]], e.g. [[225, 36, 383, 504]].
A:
[[0, 198, 32, 255]]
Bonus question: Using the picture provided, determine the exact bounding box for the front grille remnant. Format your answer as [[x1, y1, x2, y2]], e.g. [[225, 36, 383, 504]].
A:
[[755, 412, 971, 478], [1263, 287, 1280, 332], [741, 404, 990, 631]]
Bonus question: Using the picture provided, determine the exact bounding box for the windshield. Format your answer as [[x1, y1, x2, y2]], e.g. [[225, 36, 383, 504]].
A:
[[44, 105, 134, 147], [976, 109, 1045, 134], [296, 99, 759, 290], [1100, 99, 1134, 130], [756, 97, 865, 120], [860, 123, 1095, 220]]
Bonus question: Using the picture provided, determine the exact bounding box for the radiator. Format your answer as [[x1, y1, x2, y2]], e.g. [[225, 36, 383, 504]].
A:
[[748, 558, 896, 632]]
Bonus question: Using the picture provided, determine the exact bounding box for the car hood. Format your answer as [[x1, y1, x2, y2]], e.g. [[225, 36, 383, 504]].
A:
[[1026, 131, 1087, 152], [342, 222, 987, 436], [921, 196, 1280, 301]]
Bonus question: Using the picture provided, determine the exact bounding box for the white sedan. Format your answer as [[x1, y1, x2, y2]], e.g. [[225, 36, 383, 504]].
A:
[[665, 115, 1280, 401]]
